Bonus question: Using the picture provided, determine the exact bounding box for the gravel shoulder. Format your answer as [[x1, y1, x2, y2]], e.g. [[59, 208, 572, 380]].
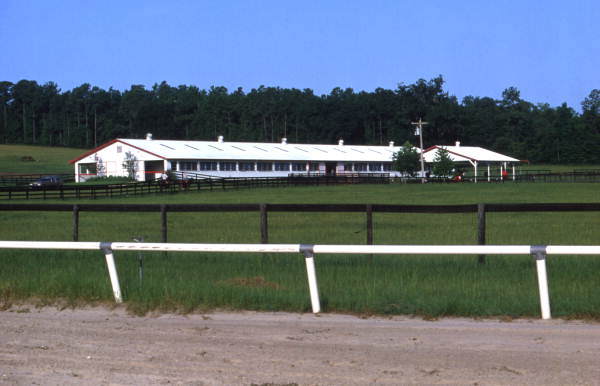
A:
[[1, 306, 600, 385]]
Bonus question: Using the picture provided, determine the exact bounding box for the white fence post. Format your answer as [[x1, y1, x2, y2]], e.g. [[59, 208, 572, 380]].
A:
[[300, 244, 321, 313], [531, 245, 551, 320], [101, 242, 123, 303]]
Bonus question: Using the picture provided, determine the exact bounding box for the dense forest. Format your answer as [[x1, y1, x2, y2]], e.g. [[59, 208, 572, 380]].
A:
[[1, 76, 599, 163]]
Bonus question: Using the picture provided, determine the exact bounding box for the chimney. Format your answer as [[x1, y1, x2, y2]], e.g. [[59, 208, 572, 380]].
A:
[[389, 141, 395, 147], [281, 137, 287, 145], [338, 139, 344, 146], [146, 133, 153, 141], [455, 141, 460, 147], [217, 135, 224, 143]]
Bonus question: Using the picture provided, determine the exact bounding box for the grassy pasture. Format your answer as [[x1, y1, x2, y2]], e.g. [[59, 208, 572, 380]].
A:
[[1, 181, 599, 318], [0, 143, 598, 317], [0, 144, 86, 174]]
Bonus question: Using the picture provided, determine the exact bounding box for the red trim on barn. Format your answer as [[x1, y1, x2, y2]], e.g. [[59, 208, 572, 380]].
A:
[[69, 139, 118, 164], [421, 145, 477, 162], [69, 139, 167, 164]]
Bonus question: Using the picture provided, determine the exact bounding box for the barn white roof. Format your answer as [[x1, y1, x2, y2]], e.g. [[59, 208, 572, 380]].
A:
[[422, 145, 519, 163], [71, 136, 519, 165], [113, 137, 402, 163]]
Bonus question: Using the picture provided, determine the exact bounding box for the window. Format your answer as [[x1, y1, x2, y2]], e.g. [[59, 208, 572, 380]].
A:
[[355, 163, 367, 172], [257, 162, 272, 171], [382, 163, 392, 171], [220, 161, 236, 171], [368, 163, 381, 172], [292, 162, 306, 172], [343, 163, 353, 172], [274, 162, 289, 171], [78, 163, 97, 174], [180, 161, 197, 171], [239, 162, 255, 172], [116, 146, 122, 153], [199, 162, 217, 171], [309, 163, 320, 171]]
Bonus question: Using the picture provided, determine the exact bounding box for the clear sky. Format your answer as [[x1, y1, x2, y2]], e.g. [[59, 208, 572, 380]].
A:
[[1, 0, 598, 110]]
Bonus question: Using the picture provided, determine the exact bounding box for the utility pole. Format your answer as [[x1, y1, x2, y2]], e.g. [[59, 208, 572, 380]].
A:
[[411, 118, 428, 183]]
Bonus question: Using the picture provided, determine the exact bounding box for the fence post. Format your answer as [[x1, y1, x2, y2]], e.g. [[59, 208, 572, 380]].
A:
[[260, 203, 269, 244], [72, 204, 79, 241], [160, 204, 168, 243], [477, 203, 486, 264], [366, 204, 374, 245], [300, 244, 321, 313], [100, 242, 123, 303], [366, 204, 373, 262], [531, 245, 551, 320]]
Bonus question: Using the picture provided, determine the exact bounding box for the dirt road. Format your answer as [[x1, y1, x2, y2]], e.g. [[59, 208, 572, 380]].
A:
[[1, 306, 599, 385]]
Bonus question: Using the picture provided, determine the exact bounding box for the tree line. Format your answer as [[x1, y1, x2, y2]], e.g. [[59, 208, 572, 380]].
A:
[[1, 76, 599, 163]]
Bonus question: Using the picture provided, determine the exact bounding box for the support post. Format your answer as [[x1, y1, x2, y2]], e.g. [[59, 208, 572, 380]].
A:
[[100, 243, 123, 303], [260, 203, 269, 244], [366, 204, 373, 245], [300, 244, 321, 313], [72, 204, 79, 241], [531, 245, 551, 320], [160, 204, 168, 243], [477, 203, 486, 264], [366, 204, 373, 262]]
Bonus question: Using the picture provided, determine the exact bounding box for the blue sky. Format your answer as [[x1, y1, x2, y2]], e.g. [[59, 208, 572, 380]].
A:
[[1, 0, 598, 109]]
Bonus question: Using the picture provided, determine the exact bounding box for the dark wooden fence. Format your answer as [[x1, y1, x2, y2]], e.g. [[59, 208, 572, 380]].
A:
[[2, 202, 598, 263], [0, 175, 390, 200], [0, 173, 75, 187]]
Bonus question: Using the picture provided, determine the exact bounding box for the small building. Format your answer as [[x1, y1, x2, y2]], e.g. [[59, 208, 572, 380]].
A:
[[422, 142, 520, 182], [69, 134, 402, 182]]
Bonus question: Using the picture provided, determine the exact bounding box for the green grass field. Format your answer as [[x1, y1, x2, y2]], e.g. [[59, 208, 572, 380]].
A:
[[0, 144, 87, 174], [0, 145, 599, 318]]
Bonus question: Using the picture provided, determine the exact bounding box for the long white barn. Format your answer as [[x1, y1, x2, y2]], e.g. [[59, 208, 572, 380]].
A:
[[70, 134, 403, 182], [70, 135, 521, 182]]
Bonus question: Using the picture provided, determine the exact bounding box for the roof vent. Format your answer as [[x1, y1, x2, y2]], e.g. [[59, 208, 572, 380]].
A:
[[217, 135, 224, 143], [146, 133, 153, 141], [338, 139, 344, 146], [455, 141, 460, 147], [281, 137, 287, 145], [389, 141, 394, 147]]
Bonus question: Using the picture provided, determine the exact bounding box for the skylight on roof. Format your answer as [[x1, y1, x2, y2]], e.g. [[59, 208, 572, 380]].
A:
[[230, 145, 246, 151], [208, 145, 224, 151], [368, 149, 381, 154], [253, 146, 268, 152], [351, 148, 364, 154], [293, 147, 309, 153], [160, 143, 175, 150], [185, 144, 199, 150], [274, 146, 289, 152], [313, 147, 328, 153], [333, 148, 346, 153]]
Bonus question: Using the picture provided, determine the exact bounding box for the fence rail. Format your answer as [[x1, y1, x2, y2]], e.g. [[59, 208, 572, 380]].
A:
[[2, 169, 600, 200], [1, 202, 599, 265], [0, 175, 392, 200], [1, 240, 599, 319]]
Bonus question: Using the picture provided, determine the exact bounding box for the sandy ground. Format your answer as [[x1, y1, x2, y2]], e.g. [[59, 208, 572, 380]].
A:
[[1, 306, 600, 385]]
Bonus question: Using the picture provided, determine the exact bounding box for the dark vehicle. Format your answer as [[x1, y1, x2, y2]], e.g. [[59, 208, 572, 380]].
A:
[[29, 176, 63, 188]]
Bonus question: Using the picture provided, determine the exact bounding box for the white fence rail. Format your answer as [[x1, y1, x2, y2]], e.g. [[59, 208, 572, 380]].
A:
[[1, 241, 599, 319]]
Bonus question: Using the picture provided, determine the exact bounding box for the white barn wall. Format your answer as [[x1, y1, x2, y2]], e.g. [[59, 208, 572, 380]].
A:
[[74, 142, 164, 182], [72, 137, 404, 182]]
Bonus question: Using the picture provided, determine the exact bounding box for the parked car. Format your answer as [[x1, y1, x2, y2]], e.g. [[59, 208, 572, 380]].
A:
[[29, 176, 63, 188]]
